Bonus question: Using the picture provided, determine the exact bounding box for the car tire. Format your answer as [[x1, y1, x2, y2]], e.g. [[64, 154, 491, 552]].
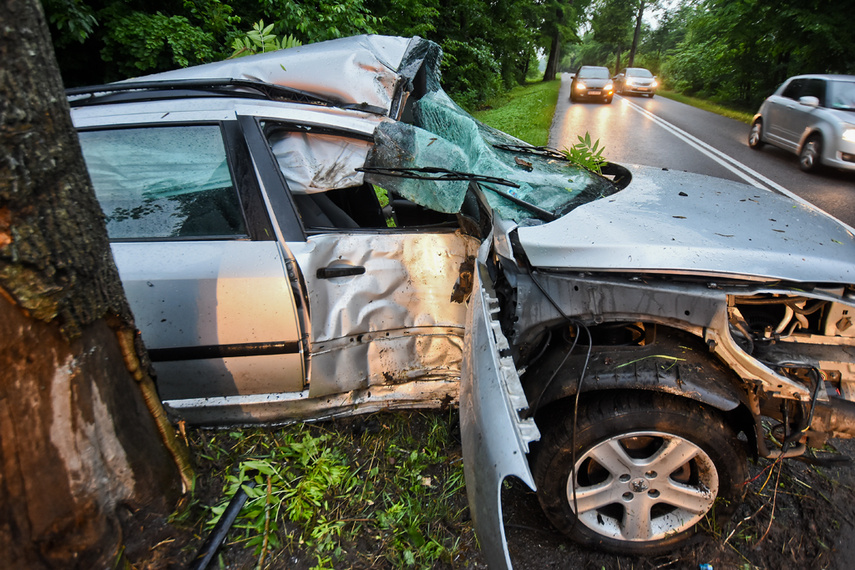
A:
[[533, 391, 746, 556], [647, 93, 654, 98], [748, 120, 765, 150], [605, 97, 612, 104], [799, 135, 823, 172]]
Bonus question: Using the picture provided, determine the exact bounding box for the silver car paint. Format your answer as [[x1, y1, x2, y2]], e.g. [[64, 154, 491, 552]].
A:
[[112, 241, 305, 399], [287, 231, 480, 398], [123, 35, 419, 117], [461, 249, 540, 570], [755, 74, 855, 171], [517, 165, 855, 282]]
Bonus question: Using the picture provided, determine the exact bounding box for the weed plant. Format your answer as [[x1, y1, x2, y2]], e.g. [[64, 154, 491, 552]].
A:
[[186, 411, 475, 569]]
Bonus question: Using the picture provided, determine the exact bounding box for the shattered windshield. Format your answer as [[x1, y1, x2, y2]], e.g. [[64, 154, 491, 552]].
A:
[[364, 89, 616, 223]]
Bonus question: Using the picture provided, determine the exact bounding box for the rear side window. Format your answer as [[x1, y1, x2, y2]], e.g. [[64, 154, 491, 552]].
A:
[[78, 125, 247, 239]]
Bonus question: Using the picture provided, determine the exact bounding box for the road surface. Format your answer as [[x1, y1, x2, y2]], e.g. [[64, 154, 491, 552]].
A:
[[549, 73, 855, 229]]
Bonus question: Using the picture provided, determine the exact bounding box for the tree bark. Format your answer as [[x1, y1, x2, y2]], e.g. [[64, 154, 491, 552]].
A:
[[628, 0, 645, 68], [544, 31, 562, 81], [0, 0, 192, 567]]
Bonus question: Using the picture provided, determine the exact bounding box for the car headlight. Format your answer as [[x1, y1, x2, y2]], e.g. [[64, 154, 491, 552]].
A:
[[652, 80, 658, 88], [626, 78, 635, 86], [576, 82, 586, 90], [843, 128, 855, 143], [605, 83, 614, 91]]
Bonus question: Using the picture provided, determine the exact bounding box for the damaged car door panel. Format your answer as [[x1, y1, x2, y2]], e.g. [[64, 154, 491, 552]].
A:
[[69, 35, 855, 569]]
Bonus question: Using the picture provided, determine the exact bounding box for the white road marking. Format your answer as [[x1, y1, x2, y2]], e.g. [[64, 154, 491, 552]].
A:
[[620, 97, 855, 233]]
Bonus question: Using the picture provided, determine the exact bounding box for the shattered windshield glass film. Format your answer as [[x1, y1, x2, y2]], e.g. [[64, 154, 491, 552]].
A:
[[365, 89, 616, 223]]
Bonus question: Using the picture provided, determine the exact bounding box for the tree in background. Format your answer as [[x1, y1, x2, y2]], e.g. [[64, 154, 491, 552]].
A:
[[1, 0, 192, 566], [590, 0, 635, 72]]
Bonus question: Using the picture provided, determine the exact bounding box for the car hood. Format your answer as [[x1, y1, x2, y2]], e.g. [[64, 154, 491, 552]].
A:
[[577, 78, 611, 87], [517, 165, 855, 283]]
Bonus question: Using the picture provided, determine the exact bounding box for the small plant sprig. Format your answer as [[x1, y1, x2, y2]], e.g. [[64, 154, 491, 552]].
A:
[[230, 20, 302, 59], [562, 132, 607, 175]]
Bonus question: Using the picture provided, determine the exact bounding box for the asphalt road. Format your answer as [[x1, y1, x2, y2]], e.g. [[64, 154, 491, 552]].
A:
[[549, 73, 855, 229]]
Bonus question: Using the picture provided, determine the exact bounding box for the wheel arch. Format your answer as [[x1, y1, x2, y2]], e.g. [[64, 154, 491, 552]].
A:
[[523, 324, 758, 444]]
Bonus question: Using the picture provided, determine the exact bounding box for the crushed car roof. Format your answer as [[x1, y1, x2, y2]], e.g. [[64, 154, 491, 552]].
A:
[[118, 35, 441, 117]]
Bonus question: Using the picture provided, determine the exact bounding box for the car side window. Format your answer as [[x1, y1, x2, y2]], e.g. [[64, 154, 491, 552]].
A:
[[262, 123, 457, 231], [802, 79, 826, 106], [781, 78, 805, 100], [78, 125, 247, 240]]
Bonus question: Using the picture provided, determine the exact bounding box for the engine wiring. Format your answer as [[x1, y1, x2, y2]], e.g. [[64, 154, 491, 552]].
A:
[[527, 269, 593, 530]]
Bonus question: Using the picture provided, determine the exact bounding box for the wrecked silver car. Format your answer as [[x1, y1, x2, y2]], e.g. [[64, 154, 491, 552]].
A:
[[68, 35, 855, 568]]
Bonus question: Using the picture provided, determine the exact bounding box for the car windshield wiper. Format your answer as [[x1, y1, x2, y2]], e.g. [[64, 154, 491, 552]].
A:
[[358, 166, 557, 222], [358, 166, 520, 187], [492, 143, 568, 161]]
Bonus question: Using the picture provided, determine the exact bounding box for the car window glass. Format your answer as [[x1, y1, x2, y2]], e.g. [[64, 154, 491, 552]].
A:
[[627, 69, 653, 77], [78, 126, 247, 240], [579, 67, 610, 79], [803, 79, 826, 105], [829, 81, 855, 110], [781, 78, 805, 100], [365, 89, 617, 224]]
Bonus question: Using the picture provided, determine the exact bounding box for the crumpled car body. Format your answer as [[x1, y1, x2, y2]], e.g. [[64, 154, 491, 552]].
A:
[[69, 35, 855, 569]]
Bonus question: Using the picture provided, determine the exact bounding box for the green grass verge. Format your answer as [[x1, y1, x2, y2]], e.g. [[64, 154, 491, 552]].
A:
[[471, 79, 561, 146], [180, 411, 476, 569], [656, 89, 755, 124]]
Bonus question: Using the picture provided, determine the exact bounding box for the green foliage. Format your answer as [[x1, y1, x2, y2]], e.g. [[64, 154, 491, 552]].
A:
[[42, 0, 97, 45], [100, 11, 215, 75], [230, 20, 302, 58], [193, 412, 472, 567], [562, 132, 607, 175], [472, 79, 561, 146], [440, 38, 502, 110]]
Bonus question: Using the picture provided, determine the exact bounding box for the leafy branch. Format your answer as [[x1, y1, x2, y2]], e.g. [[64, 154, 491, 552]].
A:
[[562, 132, 607, 175], [230, 20, 301, 59]]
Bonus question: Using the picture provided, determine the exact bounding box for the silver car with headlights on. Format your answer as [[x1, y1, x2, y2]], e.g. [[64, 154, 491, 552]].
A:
[[69, 36, 855, 569], [749, 74, 855, 172], [613, 67, 658, 97]]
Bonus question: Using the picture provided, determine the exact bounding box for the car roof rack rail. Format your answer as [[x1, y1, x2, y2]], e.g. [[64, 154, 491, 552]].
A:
[[65, 78, 387, 114]]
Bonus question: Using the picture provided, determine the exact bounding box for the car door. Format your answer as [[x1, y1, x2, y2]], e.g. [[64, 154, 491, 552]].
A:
[[77, 119, 306, 423], [765, 78, 804, 148], [242, 115, 481, 407], [779, 78, 826, 147]]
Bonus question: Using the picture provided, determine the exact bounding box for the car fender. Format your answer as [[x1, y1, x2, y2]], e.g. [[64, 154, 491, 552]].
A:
[[797, 113, 835, 157], [460, 249, 540, 570], [525, 325, 748, 416]]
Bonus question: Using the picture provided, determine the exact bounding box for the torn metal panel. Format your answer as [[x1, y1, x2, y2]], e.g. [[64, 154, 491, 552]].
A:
[[124, 35, 433, 117], [460, 259, 540, 570], [163, 379, 458, 425], [288, 231, 480, 397]]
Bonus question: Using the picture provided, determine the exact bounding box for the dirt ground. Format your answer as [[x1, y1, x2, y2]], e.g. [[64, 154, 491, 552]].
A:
[[124, 413, 855, 570]]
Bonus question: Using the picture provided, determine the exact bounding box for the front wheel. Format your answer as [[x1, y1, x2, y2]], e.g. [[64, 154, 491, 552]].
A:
[[799, 135, 823, 172], [533, 392, 746, 556], [748, 120, 764, 149]]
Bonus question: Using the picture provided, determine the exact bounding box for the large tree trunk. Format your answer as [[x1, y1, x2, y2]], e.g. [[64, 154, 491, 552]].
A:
[[0, 0, 192, 567], [543, 32, 561, 81], [628, 0, 645, 68]]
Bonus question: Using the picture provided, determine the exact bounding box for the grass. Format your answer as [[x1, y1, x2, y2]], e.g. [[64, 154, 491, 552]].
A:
[[656, 89, 755, 124], [177, 411, 478, 569], [471, 79, 561, 146]]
